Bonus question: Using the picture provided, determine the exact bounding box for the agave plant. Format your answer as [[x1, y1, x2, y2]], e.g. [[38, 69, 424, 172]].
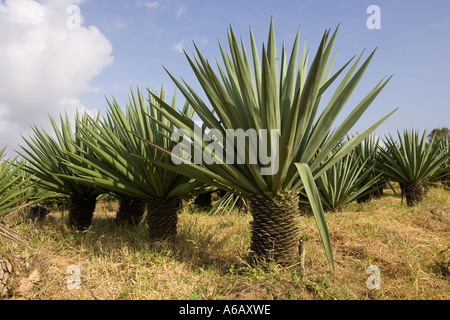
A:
[[135, 20, 395, 266], [19, 113, 104, 230], [353, 135, 386, 203], [62, 88, 208, 242], [431, 134, 450, 187], [12, 158, 60, 207], [298, 136, 383, 211], [300, 149, 381, 211], [442, 145, 450, 188], [0, 149, 31, 219], [207, 191, 248, 216], [378, 130, 450, 206]]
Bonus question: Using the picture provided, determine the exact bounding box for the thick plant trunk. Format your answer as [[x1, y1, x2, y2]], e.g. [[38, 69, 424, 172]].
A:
[[146, 197, 179, 243], [400, 182, 426, 206], [247, 192, 302, 266], [356, 192, 372, 204], [68, 195, 97, 231], [194, 192, 213, 210], [357, 181, 385, 204], [116, 198, 146, 226], [28, 204, 51, 221]]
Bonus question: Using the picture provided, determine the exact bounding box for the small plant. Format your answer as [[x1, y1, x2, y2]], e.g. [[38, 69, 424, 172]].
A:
[[302, 150, 381, 211], [378, 130, 450, 206], [353, 135, 385, 203], [62, 88, 210, 242], [20, 113, 104, 230], [0, 149, 32, 219]]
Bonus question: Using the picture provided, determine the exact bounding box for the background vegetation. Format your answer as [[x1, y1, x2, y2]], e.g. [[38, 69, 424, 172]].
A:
[[1, 19, 449, 300], [0, 183, 448, 300]]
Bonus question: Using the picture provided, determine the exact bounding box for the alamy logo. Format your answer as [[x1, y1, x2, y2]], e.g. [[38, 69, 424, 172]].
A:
[[171, 123, 280, 175], [66, 5, 81, 30], [367, 5, 381, 30], [366, 265, 381, 290], [66, 265, 81, 290]]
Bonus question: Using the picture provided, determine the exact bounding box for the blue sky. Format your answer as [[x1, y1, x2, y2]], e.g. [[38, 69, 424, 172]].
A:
[[0, 0, 449, 152], [79, 0, 450, 137]]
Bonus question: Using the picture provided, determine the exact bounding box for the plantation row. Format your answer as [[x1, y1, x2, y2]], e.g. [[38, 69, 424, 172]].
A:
[[1, 20, 450, 268]]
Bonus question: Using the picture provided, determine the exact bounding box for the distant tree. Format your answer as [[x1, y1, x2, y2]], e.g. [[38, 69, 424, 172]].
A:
[[428, 127, 450, 142]]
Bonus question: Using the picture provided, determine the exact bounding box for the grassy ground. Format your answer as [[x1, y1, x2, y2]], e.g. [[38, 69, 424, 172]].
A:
[[1, 185, 449, 300]]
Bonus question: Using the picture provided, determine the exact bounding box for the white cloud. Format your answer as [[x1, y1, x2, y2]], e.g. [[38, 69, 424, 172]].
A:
[[175, 5, 186, 18], [172, 40, 184, 53], [0, 0, 113, 153], [135, 1, 160, 9]]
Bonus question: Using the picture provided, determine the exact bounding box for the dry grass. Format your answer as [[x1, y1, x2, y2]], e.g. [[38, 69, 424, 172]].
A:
[[1, 185, 449, 300]]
